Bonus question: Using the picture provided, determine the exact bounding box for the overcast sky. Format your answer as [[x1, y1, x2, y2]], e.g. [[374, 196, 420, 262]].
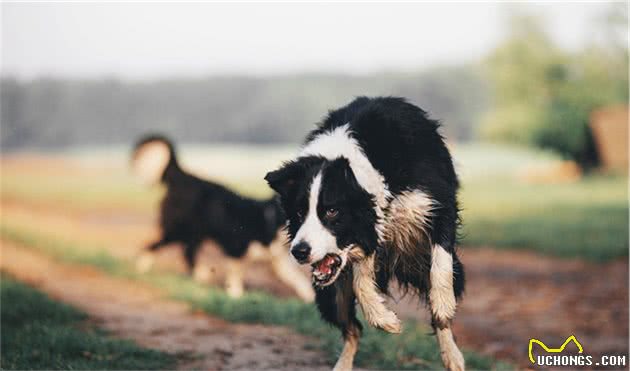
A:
[[1, 2, 614, 80]]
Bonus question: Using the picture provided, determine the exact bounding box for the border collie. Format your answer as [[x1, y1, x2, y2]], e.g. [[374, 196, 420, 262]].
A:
[[131, 135, 314, 302], [265, 97, 465, 370]]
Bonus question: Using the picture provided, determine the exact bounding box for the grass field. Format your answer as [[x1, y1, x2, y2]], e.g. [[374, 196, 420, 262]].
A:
[[0, 273, 176, 370], [461, 175, 628, 261], [2, 144, 627, 260], [1, 144, 626, 369], [0, 222, 508, 370]]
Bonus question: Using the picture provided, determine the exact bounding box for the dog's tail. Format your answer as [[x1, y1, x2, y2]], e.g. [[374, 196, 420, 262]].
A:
[[131, 133, 179, 185]]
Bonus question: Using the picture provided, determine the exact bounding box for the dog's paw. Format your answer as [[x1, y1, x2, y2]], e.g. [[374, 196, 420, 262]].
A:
[[441, 344, 465, 371], [225, 283, 244, 299], [135, 252, 154, 273], [193, 265, 212, 283], [372, 309, 402, 334], [332, 361, 353, 371]]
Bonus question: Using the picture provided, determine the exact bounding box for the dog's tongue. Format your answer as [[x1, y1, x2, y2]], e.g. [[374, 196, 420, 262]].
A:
[[315, 255, 336, 275]]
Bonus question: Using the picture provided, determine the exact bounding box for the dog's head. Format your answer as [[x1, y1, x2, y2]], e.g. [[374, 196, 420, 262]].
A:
[[265, 156, 379, 287]]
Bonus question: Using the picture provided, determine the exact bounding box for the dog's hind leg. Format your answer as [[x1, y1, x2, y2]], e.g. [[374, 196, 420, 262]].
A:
[[136, 236, 173, 273], [189, 242, 212, 283], [430, 244, 465, 371], [183, 240, 201, 273], [269, 232, 315, 302], [225, 257, 244, 298], [182, 240, 213, 283], [352, 253, 402, 333], [136, 251, 156, 273]]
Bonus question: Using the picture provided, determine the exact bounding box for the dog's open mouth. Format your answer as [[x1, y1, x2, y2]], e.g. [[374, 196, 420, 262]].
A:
[[311, 253, 343, 287]]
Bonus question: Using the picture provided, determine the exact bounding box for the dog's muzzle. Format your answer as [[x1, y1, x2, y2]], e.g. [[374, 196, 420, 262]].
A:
[[291, 241, 311, 263], [311, 253, 345, 287]]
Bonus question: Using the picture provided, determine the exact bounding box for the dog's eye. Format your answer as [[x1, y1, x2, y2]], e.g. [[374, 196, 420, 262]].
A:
[[325, 208, 339, 219]]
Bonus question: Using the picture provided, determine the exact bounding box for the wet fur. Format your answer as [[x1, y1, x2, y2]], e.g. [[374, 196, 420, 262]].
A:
[[266, 97, 466, 370]]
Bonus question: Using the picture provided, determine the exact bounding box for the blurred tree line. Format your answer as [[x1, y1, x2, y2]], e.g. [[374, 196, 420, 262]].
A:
[[2, 5, 627, 168], [479, 4, 628, 168], [0, 68, 487, 150]]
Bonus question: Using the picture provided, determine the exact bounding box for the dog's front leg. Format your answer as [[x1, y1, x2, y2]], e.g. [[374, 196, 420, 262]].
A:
[[352, 253, 402, 333], [430, 244, 465, 371], [315, 276, 362, 371], [225, 257, 244, 298], [333, 325, 360, 371]]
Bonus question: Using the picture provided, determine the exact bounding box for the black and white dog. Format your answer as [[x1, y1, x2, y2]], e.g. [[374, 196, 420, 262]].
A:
[[131, 135, 314, 302], [265, 97, 465, 371]]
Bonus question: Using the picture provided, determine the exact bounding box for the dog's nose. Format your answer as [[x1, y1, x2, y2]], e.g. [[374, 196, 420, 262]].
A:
[[291, 242, 311, 263]]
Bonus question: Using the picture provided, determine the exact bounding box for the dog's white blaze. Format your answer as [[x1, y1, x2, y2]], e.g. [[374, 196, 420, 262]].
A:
[[429, 244, 457, 323], [292, 171, 340, 262], [133, 141, 170, 185], [436, 326, 465, 371], [299, 124, 391, 241]]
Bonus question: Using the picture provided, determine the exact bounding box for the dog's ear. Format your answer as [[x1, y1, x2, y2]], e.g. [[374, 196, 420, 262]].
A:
[[265, 161, 305, 197]]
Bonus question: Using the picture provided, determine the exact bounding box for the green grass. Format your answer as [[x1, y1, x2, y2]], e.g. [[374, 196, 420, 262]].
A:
[[460, 175, 628, 261], [452, 144, 628, 261], [0, 273, 176, 370], [2, 144, 627, 261], [0, 222, 510, 370]]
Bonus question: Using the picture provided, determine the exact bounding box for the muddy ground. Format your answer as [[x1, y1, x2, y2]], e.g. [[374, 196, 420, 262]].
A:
[[1, 242, 330, 371], [1, 153, 627, 369], [2, 200, 627, 369]]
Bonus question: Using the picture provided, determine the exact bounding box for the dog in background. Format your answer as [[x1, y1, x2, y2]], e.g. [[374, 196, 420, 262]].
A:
[[265, 97, 465, 370], [131, 134, 314, 302]]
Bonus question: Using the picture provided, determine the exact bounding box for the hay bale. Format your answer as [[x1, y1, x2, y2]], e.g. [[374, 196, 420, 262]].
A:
[[517, 160, 582, 184], [590, 105, 629, 173]]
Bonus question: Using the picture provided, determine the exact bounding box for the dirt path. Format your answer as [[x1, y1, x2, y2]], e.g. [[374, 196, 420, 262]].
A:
[[389, 248, 629, 367], [0, 242, 329, 371], [0, 201, 309, 298], [2, 202, 628, 368]]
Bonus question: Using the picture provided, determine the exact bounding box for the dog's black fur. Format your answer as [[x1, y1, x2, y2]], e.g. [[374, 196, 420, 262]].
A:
[[132, 135, 284, 272], [265, 97, 465, 363]]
